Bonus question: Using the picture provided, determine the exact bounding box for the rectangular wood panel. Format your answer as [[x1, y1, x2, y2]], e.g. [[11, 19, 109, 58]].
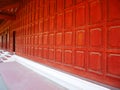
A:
[[107, 0, 120, 21], [90, 28, 102, 47], [76, 30, 85, 47], [89, 0, 102, 24], [56, 33, 63, 46], [56, 0, 64, 12], [108, 26, 120, 49], [55, 49, 62, 63], [49, 33, 55, 46], [75, 5, 85, 27], [64, 10, 73, 29], [65, 0, 73, 8], [49, 49, 55, 60], [43, 34, 48, 45], [50, 17, 56, 32], [64, 32, 73, 46], [88, 52, 102, 74], [107, 54, 120, 79], [64, 50, 72, 65], [75, 51, 85, 70], [50, 0, 56, 16], [57, 13, 64, 31]]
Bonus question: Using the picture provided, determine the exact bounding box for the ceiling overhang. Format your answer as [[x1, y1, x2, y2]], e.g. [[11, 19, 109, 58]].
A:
[[0, 0, 21, 25]]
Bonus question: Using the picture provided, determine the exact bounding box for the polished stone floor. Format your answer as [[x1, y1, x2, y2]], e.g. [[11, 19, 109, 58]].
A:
[[0, 62, 66, 90]]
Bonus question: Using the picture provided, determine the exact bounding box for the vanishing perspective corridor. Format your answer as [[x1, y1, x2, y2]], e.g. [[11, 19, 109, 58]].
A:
[[0, 0, 120, 90]]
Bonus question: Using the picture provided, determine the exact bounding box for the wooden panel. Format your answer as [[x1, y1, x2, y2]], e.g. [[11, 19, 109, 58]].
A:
[[50, 17, 55, 32], [64, 10, 73, 29], [28, 46, 30, 56], [31, 47, 34, 56], [50, 0, 56, 16], [57, 13, 64, 31], [107, 54, 120, 79], [39, 48, 43, 57], [108, 0, 120, 21], [43, 48, 48, 59], [108, 26, 120, 49], [40, 0, 44, 7], [39, 7, 43, 18], [76, 30, 85, 47], [64, 50, 72, 65], [27, 37, 29, 44], [65, 0, 73, 8], [39, 21, 43, 33], [90, 28, 102, 47], [56, 0, 64, 12], [39, 34, 43, 45], [43, 34, 48, 45], [89, 0, 102, 24], [55, 49, 62, 63], [44, 0, 49, 18], [34, 35, 38, 45], [49, 49, 55, 60], [75, 5, 85, 27], [49, 33, 54, 46], [44, 19, 49, 32], [75, 0, 84, 4], [88, 52, 102, 74], [74, 51, 85, 70], [56, 33, 63, 46], [34, 47, 38, 57], [35, 10, 39, 21], [65, 32, 73, 46], [31, 36, 34, 45]]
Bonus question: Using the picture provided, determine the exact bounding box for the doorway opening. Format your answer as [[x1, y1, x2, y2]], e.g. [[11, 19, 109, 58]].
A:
[[13, 31, 16, 52], [1, 36, 3, 49], [5, 34, 7, 49]]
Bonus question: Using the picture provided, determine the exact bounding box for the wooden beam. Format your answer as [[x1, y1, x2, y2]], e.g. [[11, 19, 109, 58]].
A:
[[0, 3, 19, 10], [0, 13, 15, 20]]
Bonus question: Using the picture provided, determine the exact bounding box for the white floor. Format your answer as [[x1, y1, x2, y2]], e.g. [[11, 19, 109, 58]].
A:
[[0, 50, 119, 90]]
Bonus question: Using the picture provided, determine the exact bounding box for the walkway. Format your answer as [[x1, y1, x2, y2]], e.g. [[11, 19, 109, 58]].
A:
[[0, 50, 119, 90]]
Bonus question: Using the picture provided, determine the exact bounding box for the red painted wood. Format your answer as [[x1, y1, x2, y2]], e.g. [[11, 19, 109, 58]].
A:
[[0, 0, 120, 88]]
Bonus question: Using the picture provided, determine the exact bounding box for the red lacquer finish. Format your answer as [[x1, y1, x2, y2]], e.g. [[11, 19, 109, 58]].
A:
[[0, 0, 120, 88]]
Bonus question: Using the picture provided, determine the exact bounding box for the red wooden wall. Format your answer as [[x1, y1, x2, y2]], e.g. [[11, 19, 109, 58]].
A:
[[0, 0, 120, 88]]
